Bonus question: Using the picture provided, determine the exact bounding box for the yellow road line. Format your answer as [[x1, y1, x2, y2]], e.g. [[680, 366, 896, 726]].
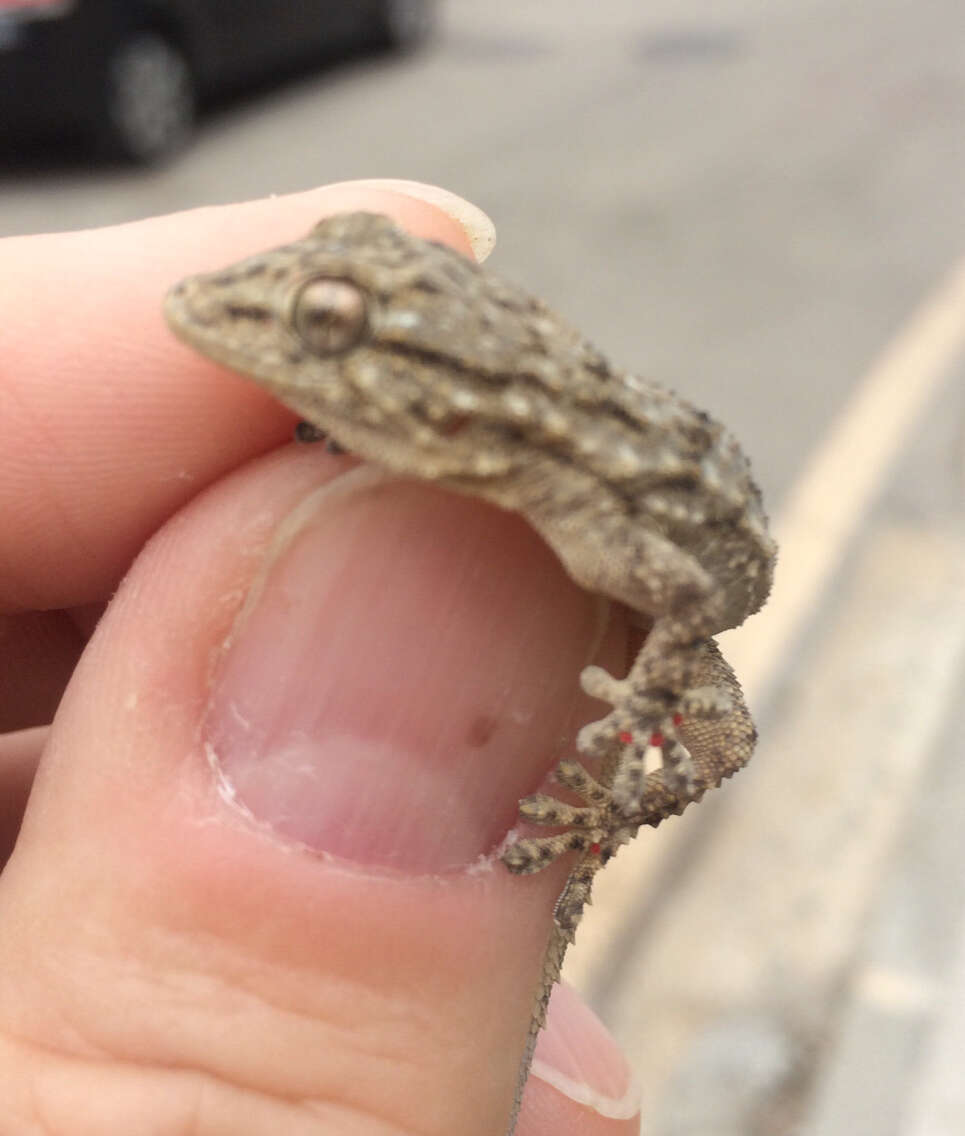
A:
[[725, 254, 965, 700]]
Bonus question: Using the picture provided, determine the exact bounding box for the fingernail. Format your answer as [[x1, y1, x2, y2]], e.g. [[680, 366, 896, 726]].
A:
[[320, 179, 496, 262], [532, 983, 641, 1121], [204, 469, 604, 872]]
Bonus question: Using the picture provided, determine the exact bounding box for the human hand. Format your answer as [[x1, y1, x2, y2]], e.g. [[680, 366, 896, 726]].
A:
[[0, 181, 639, 1135]]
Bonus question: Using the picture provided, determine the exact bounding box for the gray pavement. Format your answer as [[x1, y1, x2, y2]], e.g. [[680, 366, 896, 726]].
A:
[[3, 1, 965, 1131]]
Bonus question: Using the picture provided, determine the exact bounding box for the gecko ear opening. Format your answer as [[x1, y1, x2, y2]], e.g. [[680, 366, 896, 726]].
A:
[[290, 278, 369, 356]]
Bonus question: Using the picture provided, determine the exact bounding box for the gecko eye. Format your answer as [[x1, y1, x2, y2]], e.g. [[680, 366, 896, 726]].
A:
[[291, 278, 368, 355]]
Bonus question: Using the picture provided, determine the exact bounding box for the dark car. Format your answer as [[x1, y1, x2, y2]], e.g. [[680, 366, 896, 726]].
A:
[[0, 0, 435, 163]]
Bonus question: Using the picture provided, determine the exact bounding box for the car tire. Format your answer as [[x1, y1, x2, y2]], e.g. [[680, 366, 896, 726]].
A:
[[374, 0, 437, 50], [98, 31, 195, 164]]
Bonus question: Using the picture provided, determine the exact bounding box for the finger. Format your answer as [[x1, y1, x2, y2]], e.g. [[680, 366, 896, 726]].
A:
[[523, 984, 640, 1136], [0, 443, 636, 1134], [0, 181, 484, 614]]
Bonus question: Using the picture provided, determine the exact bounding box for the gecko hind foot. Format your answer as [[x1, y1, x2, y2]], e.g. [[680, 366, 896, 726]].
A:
[[501, 678, 729, 876], [502, 764, 618, 874], [501, 739, 665, 876]]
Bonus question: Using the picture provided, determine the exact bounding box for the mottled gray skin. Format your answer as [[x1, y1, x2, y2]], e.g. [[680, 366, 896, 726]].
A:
[[165, 212, 776, 1135]]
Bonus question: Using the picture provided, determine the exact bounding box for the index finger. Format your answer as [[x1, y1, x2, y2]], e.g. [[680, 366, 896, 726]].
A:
[[0, 182, 485, 613]]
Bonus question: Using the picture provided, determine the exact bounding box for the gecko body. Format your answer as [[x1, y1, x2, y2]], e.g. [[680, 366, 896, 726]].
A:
[[165, 212, 776, 1134]]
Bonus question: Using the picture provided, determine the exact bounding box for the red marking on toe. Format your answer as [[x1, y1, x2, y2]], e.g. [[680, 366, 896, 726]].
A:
[[590, 843, 602, 855], [649, 731, 664, 748], [619, 730, 633, 745], [672, 712, 684, 727]]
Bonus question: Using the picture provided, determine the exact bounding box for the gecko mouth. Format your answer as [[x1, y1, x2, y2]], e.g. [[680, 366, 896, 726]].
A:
[[164, 278, 222, 348], [164, 276, 290, 373]]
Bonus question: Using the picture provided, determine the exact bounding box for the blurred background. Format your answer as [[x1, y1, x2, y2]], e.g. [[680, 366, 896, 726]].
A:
[[3, 1, 964, 1132]]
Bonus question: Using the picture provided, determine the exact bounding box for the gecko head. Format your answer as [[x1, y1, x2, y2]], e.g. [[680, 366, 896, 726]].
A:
[[165, 212, 602, 480]]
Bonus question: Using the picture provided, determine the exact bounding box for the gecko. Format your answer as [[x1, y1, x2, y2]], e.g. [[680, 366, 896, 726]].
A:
[[164, 212, 776, 1135]]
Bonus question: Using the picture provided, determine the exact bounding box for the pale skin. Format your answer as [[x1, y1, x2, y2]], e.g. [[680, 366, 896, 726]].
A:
[[0, 186, 643, 1135]]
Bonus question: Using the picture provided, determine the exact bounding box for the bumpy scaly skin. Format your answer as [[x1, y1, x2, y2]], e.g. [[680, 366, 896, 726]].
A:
[[165, 213, 776, 1135]]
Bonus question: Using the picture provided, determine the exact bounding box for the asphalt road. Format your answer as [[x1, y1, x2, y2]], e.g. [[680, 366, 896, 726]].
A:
[[3, 1, 964, 1131]]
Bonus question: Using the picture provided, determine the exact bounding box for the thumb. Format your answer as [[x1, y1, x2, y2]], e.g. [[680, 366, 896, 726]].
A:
[[0, 443, 638, 1134]]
